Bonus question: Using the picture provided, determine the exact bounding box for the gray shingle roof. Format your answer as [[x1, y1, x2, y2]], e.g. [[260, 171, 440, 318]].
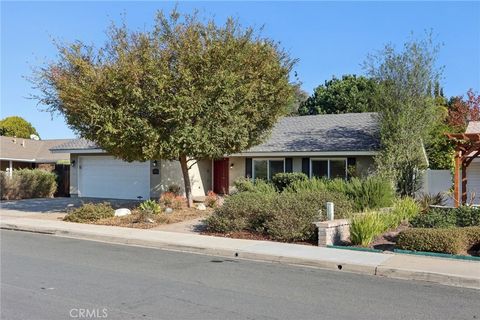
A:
[[50, 113, 381, 154], [0, 136, 70, 162], [246, 112, 380, 153], [466, 121, 480, 134], [50, 138, 100, 151]]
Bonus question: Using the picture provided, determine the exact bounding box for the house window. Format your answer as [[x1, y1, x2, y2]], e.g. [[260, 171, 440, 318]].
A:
[[310, 158, 347, 179], [253, 159, 285, 180]]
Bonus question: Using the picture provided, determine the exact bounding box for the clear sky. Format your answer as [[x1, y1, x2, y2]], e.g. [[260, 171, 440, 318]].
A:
[[1, 1, 479, 139]]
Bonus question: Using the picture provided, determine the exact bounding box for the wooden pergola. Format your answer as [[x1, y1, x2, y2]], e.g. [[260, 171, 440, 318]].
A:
[[446, 133, 480, 207]]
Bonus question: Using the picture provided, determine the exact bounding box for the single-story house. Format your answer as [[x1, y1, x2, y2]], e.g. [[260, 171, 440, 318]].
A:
[[51, 112, 380, 200], [0, 136, 72, 196]]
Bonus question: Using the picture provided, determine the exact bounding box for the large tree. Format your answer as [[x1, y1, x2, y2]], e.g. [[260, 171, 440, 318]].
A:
[[447, 89, 480, 132], [33, 10, 295, 206], [364, 34, 442, 196], [0, 116, 40, 139], [298, 75, 379, 115]]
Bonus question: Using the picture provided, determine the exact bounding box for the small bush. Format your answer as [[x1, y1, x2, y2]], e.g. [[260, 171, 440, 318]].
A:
[[397, 227, 480, 255], [271, 172, 308, 192], [233, 177, 276, 194], [205, 192, 275, 233], [454, 206, 480, 227], [139, 200, 161, 214], [0, 169, 57, 200], [391, 197, 420, 222], [416, 192, 446, 212], [347, 176, 395, 211], [410, 206, 480, 228], [265, 190, 352, 242], [350, 212, 386, 246], [204, 191, 218, 208], [410, 209, 457, 228], [63, 202, 114, 223], [159, 192, 186, 209]]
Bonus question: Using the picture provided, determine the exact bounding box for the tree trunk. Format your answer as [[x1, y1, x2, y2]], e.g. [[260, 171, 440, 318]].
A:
[[179, 155, 194, 208]]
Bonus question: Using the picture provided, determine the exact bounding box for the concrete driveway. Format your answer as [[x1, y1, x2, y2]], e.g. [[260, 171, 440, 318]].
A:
[[0, 197, 141, 220]]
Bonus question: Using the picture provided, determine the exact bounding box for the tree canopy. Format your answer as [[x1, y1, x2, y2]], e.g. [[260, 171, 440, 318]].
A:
[[364, 34, 442, 196], [33, 10, 295, 206], [0, 116, 40, 139], [298, 75, 379, 115]]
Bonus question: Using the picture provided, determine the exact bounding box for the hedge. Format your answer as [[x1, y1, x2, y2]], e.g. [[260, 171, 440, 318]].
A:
[[410, 206, 480, 228], [0, 169, 57, 200], [396, 226, 480, 255]]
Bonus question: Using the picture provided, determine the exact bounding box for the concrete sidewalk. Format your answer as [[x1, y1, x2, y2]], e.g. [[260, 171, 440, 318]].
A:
[[1, 216, 479, 289]]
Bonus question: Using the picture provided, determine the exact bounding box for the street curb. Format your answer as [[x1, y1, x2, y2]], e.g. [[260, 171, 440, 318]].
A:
[[376, 266, 480, 290], [2, 221, 479, 289]]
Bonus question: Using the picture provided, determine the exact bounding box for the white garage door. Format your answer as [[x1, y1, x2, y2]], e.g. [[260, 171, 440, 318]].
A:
[[78, 156, 150, 200]]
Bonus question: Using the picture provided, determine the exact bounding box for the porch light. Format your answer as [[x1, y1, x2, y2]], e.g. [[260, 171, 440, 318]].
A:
[[153, 160, 158, 167]]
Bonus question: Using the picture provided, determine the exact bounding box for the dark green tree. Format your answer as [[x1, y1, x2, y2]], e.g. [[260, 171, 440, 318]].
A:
[[298, 75, 379, 115], [32, 10, 295, 206], [0, 116, 40, 139]]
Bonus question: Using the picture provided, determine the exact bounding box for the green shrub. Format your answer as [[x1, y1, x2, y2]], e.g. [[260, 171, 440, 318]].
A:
[[205, 192, 275, 233], [410, 209, 457, 228], [0, 169, 57, 200], [233, 177, 276, 194], [397, 227, 480, 255], [416, 192, 446, 212], [350, 211, 386, 246], [410, 206, 480, 228], [266, 190, 353, 241], [454, 206, 480, 227], [63, 202, 114, 223], [139, 200, 161, 214], [285, 177, 328, 193], [286, 176, 394, 211], [391, 197, 420, 221], [347, 176, 395, 211], [205, 189, 353, 241], [271, 172, 308, 191]]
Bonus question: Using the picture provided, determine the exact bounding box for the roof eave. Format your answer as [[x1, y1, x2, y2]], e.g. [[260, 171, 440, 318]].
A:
[[50, 148, 106, 154], [230, 150, 379, 157]]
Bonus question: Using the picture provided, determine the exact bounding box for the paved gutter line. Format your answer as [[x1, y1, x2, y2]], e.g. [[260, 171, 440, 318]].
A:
[[2, 220, 479, 290]]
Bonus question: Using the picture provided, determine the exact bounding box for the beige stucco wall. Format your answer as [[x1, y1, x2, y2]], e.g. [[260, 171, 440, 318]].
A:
[[156, 159, 212, 198], [228, 157, 246, 192]]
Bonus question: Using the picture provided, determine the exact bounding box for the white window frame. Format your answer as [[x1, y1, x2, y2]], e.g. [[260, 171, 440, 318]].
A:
[[252, 158, 286, 180], [310, 158, 348, 180]]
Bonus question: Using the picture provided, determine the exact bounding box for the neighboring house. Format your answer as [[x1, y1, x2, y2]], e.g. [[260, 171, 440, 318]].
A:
[[51, 112, 380, 200], [0, 136, 72, 196]]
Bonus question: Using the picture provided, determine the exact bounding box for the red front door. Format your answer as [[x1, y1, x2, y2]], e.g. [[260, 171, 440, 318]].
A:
[[213, 158, 229, 194]]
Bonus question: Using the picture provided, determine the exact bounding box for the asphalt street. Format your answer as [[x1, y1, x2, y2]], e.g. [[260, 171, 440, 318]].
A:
[[1, 230, 479, 320]]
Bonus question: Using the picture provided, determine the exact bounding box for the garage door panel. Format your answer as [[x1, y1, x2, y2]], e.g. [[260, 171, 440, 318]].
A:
[[78, 156, 150, 200]]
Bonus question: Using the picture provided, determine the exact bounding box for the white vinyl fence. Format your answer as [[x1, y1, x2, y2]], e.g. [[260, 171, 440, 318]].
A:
[[420, 169, 454, 206]]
